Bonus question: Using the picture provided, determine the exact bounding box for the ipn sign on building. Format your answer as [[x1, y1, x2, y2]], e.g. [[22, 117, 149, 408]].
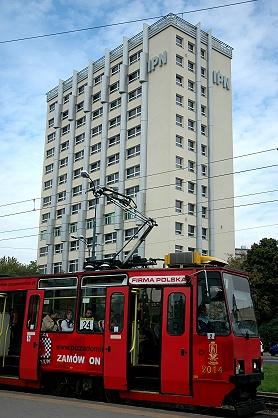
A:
[[148, 51, 167, 72], [212, 70, 230, 90]]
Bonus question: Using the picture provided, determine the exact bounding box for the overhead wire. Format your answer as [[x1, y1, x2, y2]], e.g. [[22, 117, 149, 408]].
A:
[[0, 1, 259, 45]]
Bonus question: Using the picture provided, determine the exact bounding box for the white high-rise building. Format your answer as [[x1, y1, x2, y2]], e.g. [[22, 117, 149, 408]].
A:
[[38, 14, 235, 274]]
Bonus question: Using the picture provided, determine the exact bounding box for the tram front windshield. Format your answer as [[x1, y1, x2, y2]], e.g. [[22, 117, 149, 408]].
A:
[[223, 273, 258, 337]]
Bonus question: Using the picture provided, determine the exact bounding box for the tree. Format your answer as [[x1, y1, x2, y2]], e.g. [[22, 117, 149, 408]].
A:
[[0, 256, 40, 277]]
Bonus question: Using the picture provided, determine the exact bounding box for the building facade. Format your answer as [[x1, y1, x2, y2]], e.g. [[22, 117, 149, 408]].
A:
[[37, 14, 235, 274]]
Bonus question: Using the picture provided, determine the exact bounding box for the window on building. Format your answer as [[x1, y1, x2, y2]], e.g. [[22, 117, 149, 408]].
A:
[[175, 222, 183, 235], [104, 212, 115, 225], [91, 143, 101, 154], [175, 200, 183, 213], [188, 119, 195, 131], [109, 115, 121, 128], [202, 206, 207, 218], [202, 185, 207, 197], [188, 80, 195, 91], [128, 87, 142, 102], [69, 222, 77, 233], [94, 73, 103, 85], [78, 84, 87, 95], [54, 226, 61, 237], [176, 135, 183, 148], [202, 228, 207, 240], [49, 102, 56, 112], [127, 125, 141, 139], [91, 124, 102, 137], [108, 134, 120, 147], [60, 141, 69, 152], [62, 124, 70, 135], [176, 74, 183, 86], [68, 260, 79, 273], [201, 67, 206, 78], [125, 185, 139, 198], [188, 203, 195, 215], [56, 208, 65, 219], [188, 139, 195, 152], [76, 101, 84, 112], [126, 165, 140, 179], [45, 164, 53, 174], [107, 153, 119, 166], [201, 164, 207, 176], [73, 167, 83, 179], [176, 156, 183, 169], [188, 42, 194, 53], [54, 243, 63, 254], [63, 93, 71, 104], [111, 62, 121, 75], [128, 106, 141, 120], [110, 81, 119, 94], [43, 196, 51, 207], [201, 124, 207, 136], [74, 150, 84, 162], [71, 203, 81, 215], [201, 86, 206, 97], [126, 145, 140, 159], [58, 174, 67, 185], [128, 70, 140, 83], [46, 147, 55, 158], [176, 114, 183, 127], [44, 180, 53, 190], [107, 172, 119, 185], [76, 116, 86, 128], [70, 240, 79, 251], [188, 99, 195, 111], [39, 247, 48, 257], [201, 144, 207, 156], [125, 227, 138, 241], [176, 35, 183, 47], [48, 118, 54, 128], [129, 51, 141, 65], [176, 55, 183, 67], [201, 105, 206, 116], [59, 157, 68, 168], [62, 110, 68, 120], [175, 245, 183, 253], [47, 132, 56, 143], [75, 132, 85, 145], [110, 98, 121, 111], [188, 225, 195, 237], [188, 181, 195, 194], [90, 161, 100, 172], [57, 191, 66, 202], [176, 94, 183, 107], [201, 48, 206, 59], [188, 160, 195, 172], [104, 232, 117, 244], [93, 91, 101, 103], [175, 177, 183, 191], [72, 185, 82, 196], [92, 107, 103, 119], [188, 61, 195, 72], [42, 212, 50, 223]]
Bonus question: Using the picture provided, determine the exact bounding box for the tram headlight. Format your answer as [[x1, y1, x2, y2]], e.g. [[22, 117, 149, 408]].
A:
[[253, 359, 261, 372], [234, 359, 245, 375]]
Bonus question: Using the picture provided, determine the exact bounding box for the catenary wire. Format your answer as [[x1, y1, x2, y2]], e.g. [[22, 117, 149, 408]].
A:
[[0, 1, 259, 45]]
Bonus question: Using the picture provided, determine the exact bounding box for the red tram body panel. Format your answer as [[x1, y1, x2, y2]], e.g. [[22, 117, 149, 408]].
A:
[[0, 262, 263, 415]]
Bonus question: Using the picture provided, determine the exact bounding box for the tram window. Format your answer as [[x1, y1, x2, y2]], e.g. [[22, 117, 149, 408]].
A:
[[41, 288, 76, 332], [27, 295, 40, 330], [167, 293, 185, 336], [197, 272, 230, 336], [79, 287, 106, 333], [110, 293, 124, 333]]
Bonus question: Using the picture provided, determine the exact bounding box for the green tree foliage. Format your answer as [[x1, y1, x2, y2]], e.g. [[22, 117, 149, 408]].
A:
[[0, 256, 40, 277], [228, 238, 278, 346]]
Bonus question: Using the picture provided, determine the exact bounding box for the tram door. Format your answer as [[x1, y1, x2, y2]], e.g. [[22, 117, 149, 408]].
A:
[[20, 290, 44, 381], [103, 287, 129, 390], [161, 287, 191, 395]]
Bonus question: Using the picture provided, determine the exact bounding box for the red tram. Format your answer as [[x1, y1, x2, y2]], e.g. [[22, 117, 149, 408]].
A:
[[0, 251, 263, 416]]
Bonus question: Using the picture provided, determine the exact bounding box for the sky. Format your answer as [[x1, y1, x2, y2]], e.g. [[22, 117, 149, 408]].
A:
[[0, 0, 277, 264]]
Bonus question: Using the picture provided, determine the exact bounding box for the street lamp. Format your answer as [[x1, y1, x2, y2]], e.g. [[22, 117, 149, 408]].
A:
[[81, 170, 97, 261]]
